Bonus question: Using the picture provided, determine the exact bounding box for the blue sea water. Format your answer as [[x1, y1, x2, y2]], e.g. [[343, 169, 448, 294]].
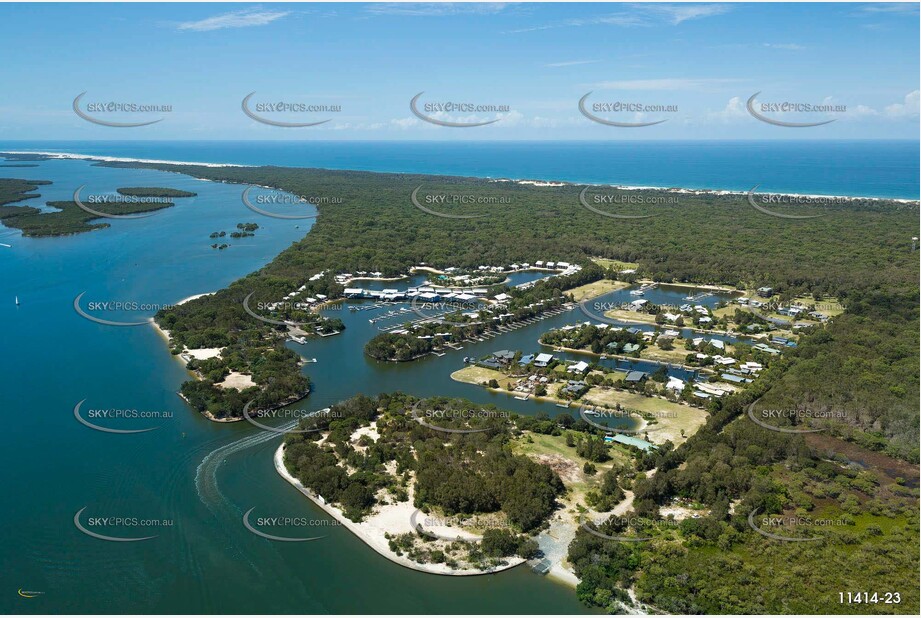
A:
[[1, 140, 918, 199]]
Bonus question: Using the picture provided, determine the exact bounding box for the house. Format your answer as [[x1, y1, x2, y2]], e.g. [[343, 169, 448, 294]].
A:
[[622, 343, 640, 354], [720, 373, 751, 384], [624, 370, 647, 383], [567, 361, 590, 374], [493, 350, 516, 364], [629, 299, 649, 309], [561, 380, 588, 396], [663, 329, 680, 338], [519, 354, 535, 366], [534, 353, 554, 367], [698, 317, 713, 325], [757, 286, 774, 298], [708, 338, 725, 350], [604, 434, 656, 452], [753, 343, 781, 355], [663, 312, 680, 322], [666, 376, 685, 391]]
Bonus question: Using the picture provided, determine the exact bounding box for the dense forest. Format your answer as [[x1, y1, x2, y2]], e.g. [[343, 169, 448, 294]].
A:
[[74, 161, 917, 609], [567, 345, 919, 613], [94, 161, 918, 461], [282, 393, 563, 567], [0, 178, 184, 236]]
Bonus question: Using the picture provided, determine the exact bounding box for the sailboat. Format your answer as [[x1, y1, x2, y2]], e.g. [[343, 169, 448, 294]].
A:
[[15, 296, 20, 305]]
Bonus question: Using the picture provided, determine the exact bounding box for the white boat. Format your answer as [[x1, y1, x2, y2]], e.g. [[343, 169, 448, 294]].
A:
[[629, 290, 645, 296]]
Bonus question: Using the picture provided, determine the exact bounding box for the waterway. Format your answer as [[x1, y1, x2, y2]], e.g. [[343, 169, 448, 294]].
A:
[[0, 157, 734, 613]]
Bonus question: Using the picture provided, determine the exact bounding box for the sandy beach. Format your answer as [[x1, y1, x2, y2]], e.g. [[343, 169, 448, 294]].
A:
[[274, 443, 527, 576]]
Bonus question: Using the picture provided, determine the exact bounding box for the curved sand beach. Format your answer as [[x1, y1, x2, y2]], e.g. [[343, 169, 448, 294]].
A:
[[274, 443, 526, 576]]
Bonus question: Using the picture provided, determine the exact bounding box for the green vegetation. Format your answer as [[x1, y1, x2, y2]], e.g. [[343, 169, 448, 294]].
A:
[[89, 162, 917, 610], [0, 177, 50, 207], [283, 394, 563, 569], [568, 364, 919, 614], [0, 178, 188, 237], [100, 161, 916, 460], [365, 266, 600, 361], [116, 187, 197, 198]]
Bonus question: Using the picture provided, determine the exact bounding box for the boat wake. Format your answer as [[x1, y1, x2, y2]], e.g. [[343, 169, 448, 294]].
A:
[[194, 422, 297, 515]]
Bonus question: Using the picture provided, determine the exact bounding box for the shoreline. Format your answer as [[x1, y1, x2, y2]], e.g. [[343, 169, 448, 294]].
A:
[[273, 443, 526, 577], [3, 149, 918, 203]]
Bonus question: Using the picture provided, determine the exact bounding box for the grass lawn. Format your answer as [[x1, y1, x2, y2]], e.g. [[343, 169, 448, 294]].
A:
[[590, 258, 639, 272], [793, 294, 846, 317], [602, 308, 659, 325], [566, 278, 629, 302], [512, 431, 628, 499], [450, 365, 513, 388], [580, 387, 707, 446], [640, 345, 694, 364]]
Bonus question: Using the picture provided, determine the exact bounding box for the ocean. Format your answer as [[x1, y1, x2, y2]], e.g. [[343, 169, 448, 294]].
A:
[[1, 139, 918, 199]]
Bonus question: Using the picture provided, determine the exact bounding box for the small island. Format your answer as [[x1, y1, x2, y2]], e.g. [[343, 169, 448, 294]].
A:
[[0, 180, 195, 237]]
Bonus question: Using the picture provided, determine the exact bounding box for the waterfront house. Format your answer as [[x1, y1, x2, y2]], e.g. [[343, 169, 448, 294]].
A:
[[604, 434, 656, 452], [625, 370, 647, 383]]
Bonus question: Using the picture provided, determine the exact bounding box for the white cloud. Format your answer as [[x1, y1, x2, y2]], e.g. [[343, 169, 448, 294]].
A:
[[177, 7, 289, 32], [636, 3, 733, 25], [545, 60, 599, 68], [763, 43, 805, 50], [858, 3, 920, 15], [884, 90, 920, 117], [508, 4, 729, 34], [390, 117, 421, 129], [704, 96, 747, 122], [367, 3, 509, 17], [593, 78, 740, 91]]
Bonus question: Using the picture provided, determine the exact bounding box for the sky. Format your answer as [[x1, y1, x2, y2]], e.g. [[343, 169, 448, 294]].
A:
[[0, 1, 918, 140]]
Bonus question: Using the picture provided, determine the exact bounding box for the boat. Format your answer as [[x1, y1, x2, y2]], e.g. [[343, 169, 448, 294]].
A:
[[15, 296, 19, 305], [629, 290, 644, 296]]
